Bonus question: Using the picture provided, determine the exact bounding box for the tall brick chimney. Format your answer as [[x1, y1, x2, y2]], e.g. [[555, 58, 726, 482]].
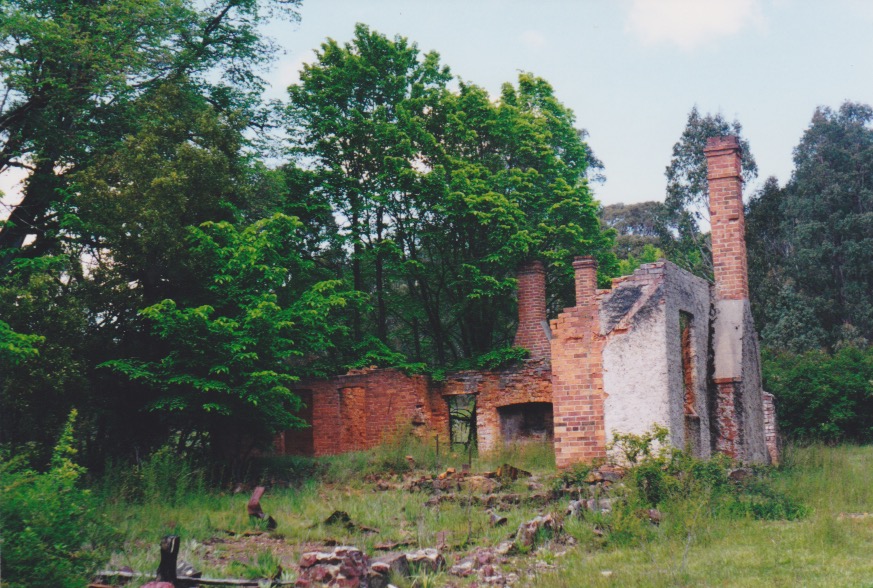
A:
[[704, 136, 749, 301], [705, 136, 769, 464], [514, 260, 550, 361], [572, 256, 598, 310]]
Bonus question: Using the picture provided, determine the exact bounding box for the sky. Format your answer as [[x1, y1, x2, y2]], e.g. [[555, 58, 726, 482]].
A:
[[3, 0, 873, 209], [260, 0, 873, 205]]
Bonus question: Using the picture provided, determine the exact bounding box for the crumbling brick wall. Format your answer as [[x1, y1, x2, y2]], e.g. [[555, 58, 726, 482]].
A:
[[285, 369, 436, 456], [438, 358, 553, 452], [762, 391, 780, 465], [550, 257, 607, 468]]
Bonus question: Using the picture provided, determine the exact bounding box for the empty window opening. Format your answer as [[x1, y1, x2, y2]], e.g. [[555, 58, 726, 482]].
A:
[[498, 402, 554, 445], [680, 312, 697, 417], [679, 312, 702, 455], [447, 394, 477, 450]]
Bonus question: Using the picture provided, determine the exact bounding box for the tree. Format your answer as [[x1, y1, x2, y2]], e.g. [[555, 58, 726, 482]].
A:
[[779, 102, 873, 348], [661, 107, 758, 277], [0, 0, 304, 462], [0, 0, 300, 270], [288, 28, 615, 363], [288, 23, 452, 344], [0, 256, 91, 462], [601, 201, 667, 259], [101, 214, 353, 456]]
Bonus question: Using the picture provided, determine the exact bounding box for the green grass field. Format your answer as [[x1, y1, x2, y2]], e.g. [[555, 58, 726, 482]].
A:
[[101, 442, 873, 587]]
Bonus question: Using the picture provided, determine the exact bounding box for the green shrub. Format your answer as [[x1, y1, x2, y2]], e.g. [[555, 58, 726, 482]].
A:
[[0, 410, 116, 588], [98, 445, 205, 504], [763, 344, 873, 442], [582, 426, 809, 548]]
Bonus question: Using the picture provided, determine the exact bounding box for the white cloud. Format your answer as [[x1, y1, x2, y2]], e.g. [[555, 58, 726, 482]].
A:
[[263, 51, 315, 100], [626, 0, 765, 50], [520, 29, 547, 51]]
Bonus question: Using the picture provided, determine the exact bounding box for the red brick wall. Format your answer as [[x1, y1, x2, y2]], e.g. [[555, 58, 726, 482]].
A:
[[705, 136, 749, 301], [514, 260, 551, 361], [285, 369, 437, 456], [550, 256, 607, 468], [713, 379, 741, 458], [281, 361, 554, 457]]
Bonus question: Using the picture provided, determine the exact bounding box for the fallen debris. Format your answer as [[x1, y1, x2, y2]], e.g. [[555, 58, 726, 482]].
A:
[[515, 514, 560, 549], [487, 509, 508, 527], [405, 548, 445, 573], [297, 546, 369, 587], [368, 553, 409, 588], [837, 512, 873, 520], [322, 510, 380, 534], [496, 464, 532, 481]]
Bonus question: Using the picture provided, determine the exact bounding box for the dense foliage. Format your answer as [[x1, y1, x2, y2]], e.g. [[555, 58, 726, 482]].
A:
[[288, 25, 615, 363], [763, 345, 873, 442], [1, 9, 614, 465], [0, 411, 116, 588], [747, 102, 873, 352]]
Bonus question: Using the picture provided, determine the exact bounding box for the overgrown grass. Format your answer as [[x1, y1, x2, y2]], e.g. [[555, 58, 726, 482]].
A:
[[95, 441, 873, 587], [537, 443, 873, 587]]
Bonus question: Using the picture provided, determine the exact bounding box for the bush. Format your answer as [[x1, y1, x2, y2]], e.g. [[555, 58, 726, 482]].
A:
[[0, 410, 116, 588], [570, 426, 809, 549], [98, 445, 206, 504], [763, 344, 873, 442]]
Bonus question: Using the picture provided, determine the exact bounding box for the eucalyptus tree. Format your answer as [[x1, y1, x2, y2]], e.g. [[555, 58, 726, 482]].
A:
[[661, 107, 757, 277]]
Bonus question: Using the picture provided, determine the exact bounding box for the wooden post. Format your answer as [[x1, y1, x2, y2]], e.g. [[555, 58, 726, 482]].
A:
[[156, 535, 179, 584]]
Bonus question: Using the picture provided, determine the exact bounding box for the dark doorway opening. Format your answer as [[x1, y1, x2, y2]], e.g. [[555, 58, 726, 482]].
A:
[[498, 402, 554, 444]]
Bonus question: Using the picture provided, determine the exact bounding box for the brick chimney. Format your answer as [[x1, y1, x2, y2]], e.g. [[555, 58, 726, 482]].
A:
[[514, 260, 550, 361], [572, 256, 598, 310], [704, 136, 749, 301]]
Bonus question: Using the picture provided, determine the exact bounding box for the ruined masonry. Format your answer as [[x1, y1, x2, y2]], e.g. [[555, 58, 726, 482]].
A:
[[274, 136, 779, 466]]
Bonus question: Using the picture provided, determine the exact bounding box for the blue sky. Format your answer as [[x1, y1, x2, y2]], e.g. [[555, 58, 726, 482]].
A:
[[261, 0, 873, 205]]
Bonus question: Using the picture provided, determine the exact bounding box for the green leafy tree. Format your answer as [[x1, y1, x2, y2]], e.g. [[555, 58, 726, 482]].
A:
[[288, 26, 615, 363], [0, 256, 91, 462], [601, 201, 666, 258], [101, 214, 353, 456], [0, 0, 300, 269], [661, 107, 758, 277], [288, 23, 452, 344], [763, 345, 873, 442]]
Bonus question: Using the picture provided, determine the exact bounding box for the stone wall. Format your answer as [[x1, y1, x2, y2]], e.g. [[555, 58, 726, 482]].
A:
[[600, 262, 712, 458]]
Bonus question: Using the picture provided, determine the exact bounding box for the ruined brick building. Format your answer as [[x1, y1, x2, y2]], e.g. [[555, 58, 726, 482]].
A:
[[274, 137, 779, 466]]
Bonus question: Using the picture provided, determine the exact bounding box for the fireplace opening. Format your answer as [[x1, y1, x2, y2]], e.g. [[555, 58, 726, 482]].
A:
[[498, 402, 554, 445]]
